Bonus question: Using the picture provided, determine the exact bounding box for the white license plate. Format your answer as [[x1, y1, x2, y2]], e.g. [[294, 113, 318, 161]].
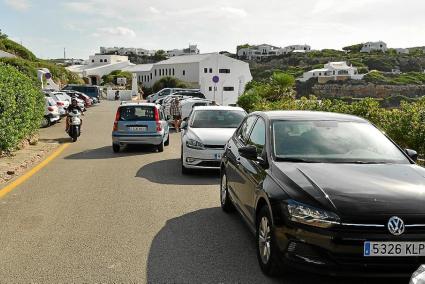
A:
[[364, 241, 425, 257], [129, 126, 147, 131], [214, 153, 222, 160]]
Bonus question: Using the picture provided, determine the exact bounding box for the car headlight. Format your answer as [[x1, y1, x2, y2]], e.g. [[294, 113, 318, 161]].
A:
[[186, 138, 205, 150], [286, 201, 340, 228]]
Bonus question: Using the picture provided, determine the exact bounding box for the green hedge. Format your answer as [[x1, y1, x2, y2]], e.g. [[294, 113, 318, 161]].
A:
[[0, 63, 44, 152], [0, 38, 37, 61]]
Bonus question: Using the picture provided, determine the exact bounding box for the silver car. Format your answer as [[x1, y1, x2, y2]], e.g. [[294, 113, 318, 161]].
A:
[[180, 106, 247, 173], [112, 102, 170, 153]]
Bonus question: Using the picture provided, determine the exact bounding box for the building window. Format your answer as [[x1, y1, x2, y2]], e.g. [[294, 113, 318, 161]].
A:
[[204, 68, 208, 73], [172, 68, 175, 76], [223, 86, 234, 91], [209, 68, 212, 73], [100, 59, 103, 62], [150, 73, 153, 80], [319, 73, 322, 76], [91, 59, 94, 63], [219, 69, 230, 74], [139, 75, 141, 82], [183, 70, 186, 76], [155, 69, 157, 76], [169, 68, 172, 75], [165, 69, 168, 76], [209, 86, 212, 91], [104, 59, 107, 62]]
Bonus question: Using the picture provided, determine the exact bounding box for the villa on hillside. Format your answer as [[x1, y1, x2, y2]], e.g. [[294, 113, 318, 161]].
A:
[[66, 54, 133, 85], [99, 45, 200, 58], [237, 44, 311, 60], [299, 62, 364, 83], [360, 41, 388, 53]]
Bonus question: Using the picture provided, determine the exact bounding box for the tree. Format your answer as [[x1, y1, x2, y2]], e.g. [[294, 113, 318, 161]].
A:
[[153, 50, 167, 61], [0, 29, 7, 39], [342, 44, 363, 53]]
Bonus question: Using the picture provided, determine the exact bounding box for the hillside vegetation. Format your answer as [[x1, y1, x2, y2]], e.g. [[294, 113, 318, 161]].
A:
[[238, 72, 425, 156]]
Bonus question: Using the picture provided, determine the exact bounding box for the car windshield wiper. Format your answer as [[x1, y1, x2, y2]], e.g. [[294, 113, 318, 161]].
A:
[[276, 157, 320, 163]]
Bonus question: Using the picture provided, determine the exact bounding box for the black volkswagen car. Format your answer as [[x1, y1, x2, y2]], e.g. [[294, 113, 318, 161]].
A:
[[220, 111, 425, 277]]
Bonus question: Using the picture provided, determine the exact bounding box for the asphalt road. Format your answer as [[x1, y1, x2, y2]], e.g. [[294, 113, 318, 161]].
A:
[[0, 101, 410, 283]]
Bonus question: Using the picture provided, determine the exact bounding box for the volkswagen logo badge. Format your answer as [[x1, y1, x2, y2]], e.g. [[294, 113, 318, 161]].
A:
[[387, 216, 405, 236]]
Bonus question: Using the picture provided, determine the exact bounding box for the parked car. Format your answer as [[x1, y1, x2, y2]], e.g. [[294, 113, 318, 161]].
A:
[[41, 97, 60, 127], [112, 102, 170, 153], [180, 98, 213, 121], [180, 106, 246, 173], [62, 91, 86, 111], [220, 110, 424, 277], [48, 92, 70, 116], [62, 84, 101, 103], [147, 88, 200, 103]]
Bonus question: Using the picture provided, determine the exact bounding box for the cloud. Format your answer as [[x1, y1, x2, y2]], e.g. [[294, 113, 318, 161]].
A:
[[4, 0, 30, 11], [96, 26, 136, 38], [220, 7, 248, 18], [149, 6, 160, 14]]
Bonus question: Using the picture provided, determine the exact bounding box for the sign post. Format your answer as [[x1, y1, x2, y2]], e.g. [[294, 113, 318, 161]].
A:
[[212, 75, 219, 103]]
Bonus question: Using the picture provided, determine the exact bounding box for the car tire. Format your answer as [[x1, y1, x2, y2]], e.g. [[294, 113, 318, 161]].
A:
[[157, 140, 164, 152], [164, 134, 170, 146], [256, 206, 285, 277], [220, 171, 235, 212], [41, 116, 50, 128], [112, 144, 120, 153]]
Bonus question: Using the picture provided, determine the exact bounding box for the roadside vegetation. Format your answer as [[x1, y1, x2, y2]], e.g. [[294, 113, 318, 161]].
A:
[[152, 76, 190, 93], [238, 72, 425, 156], [101, 70, 133, 87], [0, 63, 45, 153]]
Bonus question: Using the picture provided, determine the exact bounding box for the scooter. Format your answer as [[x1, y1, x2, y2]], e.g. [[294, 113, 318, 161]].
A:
[[68, 109, 82, 142]]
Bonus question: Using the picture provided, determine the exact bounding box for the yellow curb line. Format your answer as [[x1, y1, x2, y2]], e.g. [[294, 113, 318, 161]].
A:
[[0, 143, 70, 199]]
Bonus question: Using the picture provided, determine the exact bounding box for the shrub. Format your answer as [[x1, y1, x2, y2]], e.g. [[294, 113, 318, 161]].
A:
[[152, 76, 190, 92], [101, 70, 132, 86], [0, 63, 44, 152], [0, 38, 36, 61]]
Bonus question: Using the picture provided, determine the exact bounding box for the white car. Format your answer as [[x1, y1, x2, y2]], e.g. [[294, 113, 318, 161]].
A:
[[180, 98, 213, 121], [41, 97, 60, 127], [49, 92, 70, 116], [180, 106, 247, 173]]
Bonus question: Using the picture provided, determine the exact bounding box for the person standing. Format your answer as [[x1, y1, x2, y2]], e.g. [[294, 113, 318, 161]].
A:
[[170, 98, 182, 132]]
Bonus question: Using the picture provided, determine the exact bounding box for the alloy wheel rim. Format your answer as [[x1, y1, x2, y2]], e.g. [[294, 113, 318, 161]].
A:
[[258, 216, 271, 264], [221, 174, 227, 205]]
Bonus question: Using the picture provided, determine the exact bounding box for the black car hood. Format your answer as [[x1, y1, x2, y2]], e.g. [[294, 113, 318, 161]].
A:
[[273, 162, 425, 219]]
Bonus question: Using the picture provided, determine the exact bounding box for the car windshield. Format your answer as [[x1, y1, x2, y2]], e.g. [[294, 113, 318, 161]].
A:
[[119, 106, 156, 121], [190, 110, 245, 128], [272, 120, 410, 164]]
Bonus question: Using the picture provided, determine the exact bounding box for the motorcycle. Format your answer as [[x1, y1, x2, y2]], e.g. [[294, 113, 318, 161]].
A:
[[68, 109, 82, 142]]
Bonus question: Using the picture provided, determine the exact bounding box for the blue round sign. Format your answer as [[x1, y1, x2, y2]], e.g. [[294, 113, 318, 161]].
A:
[[212, 75, 219, 83], [45, 72, 52, 80]]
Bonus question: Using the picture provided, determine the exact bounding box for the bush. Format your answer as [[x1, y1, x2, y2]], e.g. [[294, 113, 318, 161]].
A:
[[152, 76, 190, 92], [0, 63, 44, 152], [101, 70, 132, 86], [0, 38, 36, 61]]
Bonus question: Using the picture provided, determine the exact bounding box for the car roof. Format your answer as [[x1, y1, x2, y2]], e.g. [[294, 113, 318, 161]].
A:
[[119, 101, 158, 108], [254, 110, 367, 122], [192, 106, 245, 112]]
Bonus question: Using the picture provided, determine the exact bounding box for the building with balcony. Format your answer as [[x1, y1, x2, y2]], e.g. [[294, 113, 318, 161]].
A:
[[299, 61, 364, 83]]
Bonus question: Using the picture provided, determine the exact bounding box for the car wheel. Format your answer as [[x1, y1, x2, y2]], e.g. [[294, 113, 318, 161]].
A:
[[220, 171, 235, 212], [112, 144, 120, 153], [157, 140, 164, 152], [164, 134, 170, 146], [41, 116, 50, 128], [256, 206, 284, 277]]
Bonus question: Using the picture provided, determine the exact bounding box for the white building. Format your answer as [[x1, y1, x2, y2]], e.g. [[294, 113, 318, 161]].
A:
[[299, 61, 364, 82], [360, 41, 388, 53], [394, 48, 410, 55], [166, 45, 200, 57], [126, 53, 252, 105], [238, 44, 311, 60], [100, 47, 156, 56], [66, 54, 133, 85]]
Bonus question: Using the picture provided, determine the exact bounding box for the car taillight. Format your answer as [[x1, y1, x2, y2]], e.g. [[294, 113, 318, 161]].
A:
[[113, 109, 120, 131], [154, 108, 162, 132], [48, 106, 54, 111], [57, 102, 64, 106]]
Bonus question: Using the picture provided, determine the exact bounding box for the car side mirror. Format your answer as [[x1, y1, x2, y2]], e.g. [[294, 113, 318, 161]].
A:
[[405, 149, 418, 161], [181, 121, 188, 130], [239, 145, 258, 160]]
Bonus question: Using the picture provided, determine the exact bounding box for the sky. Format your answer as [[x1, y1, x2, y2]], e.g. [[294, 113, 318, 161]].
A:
[[1, 0, 425, 59]]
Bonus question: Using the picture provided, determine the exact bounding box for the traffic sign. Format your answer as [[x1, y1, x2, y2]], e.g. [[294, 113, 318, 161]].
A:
[[212, 75, 219, 83]]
